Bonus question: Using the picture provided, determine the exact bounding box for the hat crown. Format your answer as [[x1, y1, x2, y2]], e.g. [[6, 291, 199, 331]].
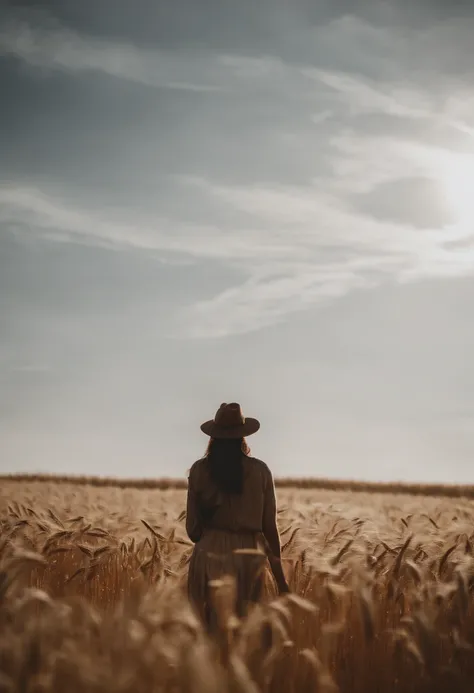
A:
[[214, 402, 245, 428]]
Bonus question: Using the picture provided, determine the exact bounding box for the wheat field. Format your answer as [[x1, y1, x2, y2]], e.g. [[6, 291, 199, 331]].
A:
[[1, 478, 474, 693]]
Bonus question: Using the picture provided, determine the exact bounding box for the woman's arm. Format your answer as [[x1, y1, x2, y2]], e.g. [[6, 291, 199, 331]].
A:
[[262, 468, 289, 593], [185, 465, 203, 543]]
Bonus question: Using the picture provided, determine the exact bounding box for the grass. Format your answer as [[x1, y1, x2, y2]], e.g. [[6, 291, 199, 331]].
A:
[[1, 477, 474, 693]]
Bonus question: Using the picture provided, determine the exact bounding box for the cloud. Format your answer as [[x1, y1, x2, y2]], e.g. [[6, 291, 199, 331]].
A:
[[0, 16, 223, 92], [4, 138, 474, 339], [0, 185, 311, 262], [0, 11, 322, 100], [3, 8, 474, 340], [306, 67, 474, 138], [349, 176, 456, 229], [177, 265, 382, 339], [4, 11, 473, 134], [307, 68, 433, 120], [174, 164, 474, 336]]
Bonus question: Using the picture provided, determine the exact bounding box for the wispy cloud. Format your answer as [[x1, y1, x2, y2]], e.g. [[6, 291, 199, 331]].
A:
[[172, 134, 474, 337], [4, 169, 474, 340], [307, 68, 434, 120], [0, 16, 222, 92], [178, 264, 382, 339], [0, 185, 309, 262], [304, 66, 474, 141], [0, 12, 305, 96]]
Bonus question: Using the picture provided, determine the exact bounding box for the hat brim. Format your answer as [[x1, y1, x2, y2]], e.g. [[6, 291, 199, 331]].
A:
[[200, 417, 260, 439]]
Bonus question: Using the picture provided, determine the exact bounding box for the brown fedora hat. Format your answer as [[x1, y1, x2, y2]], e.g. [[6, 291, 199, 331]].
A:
[[200, 402, 260, 439]]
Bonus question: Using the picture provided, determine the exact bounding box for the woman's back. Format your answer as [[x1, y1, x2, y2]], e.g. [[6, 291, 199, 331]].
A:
[[187, 454, 272, 535]]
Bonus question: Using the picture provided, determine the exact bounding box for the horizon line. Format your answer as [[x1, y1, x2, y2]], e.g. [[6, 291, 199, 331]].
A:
[[2, 472, 473, 499]]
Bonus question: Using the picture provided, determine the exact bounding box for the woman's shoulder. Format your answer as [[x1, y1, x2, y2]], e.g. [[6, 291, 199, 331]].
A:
[[188, 457, 208, 478], [245, 455, 273, 477]]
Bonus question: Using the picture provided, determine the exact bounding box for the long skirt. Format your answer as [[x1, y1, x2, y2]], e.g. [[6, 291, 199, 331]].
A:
[[187, 529, 268, 627]]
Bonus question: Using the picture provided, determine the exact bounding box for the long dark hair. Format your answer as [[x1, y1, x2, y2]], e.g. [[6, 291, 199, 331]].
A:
[[205, 437, 250, 494]]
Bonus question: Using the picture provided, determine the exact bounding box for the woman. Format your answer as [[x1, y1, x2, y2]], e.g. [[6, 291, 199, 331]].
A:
[[185, 402, 289, 626]]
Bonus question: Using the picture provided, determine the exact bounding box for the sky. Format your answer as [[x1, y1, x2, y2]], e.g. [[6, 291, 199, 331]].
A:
[[1, 0, 474, 483]]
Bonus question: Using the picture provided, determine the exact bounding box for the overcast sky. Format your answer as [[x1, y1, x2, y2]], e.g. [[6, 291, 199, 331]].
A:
[[1, 0, 474, 483]]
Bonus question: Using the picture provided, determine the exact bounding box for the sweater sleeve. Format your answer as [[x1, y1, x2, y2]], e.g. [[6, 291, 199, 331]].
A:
[[185, 464, 203, 543], [262, 466, 281, 559]]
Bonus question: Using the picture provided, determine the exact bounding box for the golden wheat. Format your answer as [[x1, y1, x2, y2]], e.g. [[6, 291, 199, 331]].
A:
[[1, 478, 474, 693]]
